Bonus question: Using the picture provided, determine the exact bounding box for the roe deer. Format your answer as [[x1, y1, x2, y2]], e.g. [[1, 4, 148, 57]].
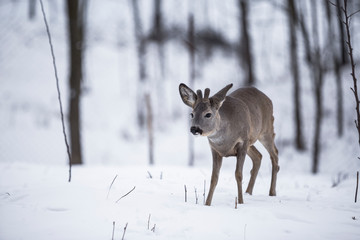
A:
[[179, 83, 279, 206]]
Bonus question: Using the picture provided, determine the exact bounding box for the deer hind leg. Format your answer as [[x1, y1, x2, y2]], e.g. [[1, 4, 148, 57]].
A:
[[260, 132, 279, 196], [246, 145, 262, 195], [235, 142, 248, 204]]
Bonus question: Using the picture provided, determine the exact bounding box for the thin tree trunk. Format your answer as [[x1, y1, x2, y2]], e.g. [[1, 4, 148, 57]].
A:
[[311, 1, 323, 174], [67, 0, 86, 165], [146, 94, 154, 165], [152, 0, 165, 77], [28, 0, 36, 20], [298, 1, 323, 174], [312, 73, 323, 174], [325, 0, 344, 137], [342, 0, 360, 145], [287, 0, 305, 150], [238, 0, 255, 86], [131, 0, 147, 129], [188, 13, 195, 166], [335, 60, 344, 136], [336, 0, 348, 65]]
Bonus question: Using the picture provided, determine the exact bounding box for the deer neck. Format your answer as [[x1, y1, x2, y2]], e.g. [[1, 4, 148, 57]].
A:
[[207, 114, 225, 142]]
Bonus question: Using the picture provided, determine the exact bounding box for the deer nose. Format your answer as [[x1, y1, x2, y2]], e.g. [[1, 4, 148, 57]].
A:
[[190, 126, 203, 135]]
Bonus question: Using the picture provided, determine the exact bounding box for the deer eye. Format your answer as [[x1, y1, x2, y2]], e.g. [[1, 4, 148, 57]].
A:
[[190, 113, 194, 119], [205, 113, 212, 118]]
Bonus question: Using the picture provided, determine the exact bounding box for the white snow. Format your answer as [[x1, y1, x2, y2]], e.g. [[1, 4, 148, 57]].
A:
[[1, 0, 360, 239], [1, 163, 359, 240]]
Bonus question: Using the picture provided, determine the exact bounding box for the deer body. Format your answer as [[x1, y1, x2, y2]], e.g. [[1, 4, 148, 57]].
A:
[[179, 83, 279, 206]]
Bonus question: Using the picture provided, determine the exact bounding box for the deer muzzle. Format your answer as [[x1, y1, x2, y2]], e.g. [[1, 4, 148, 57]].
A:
[[190, 126, 203, 135]]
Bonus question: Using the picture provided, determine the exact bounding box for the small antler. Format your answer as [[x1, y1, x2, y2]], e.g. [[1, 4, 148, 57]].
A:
[[196, 90, 203, 100], [204, 88, 210, 99]]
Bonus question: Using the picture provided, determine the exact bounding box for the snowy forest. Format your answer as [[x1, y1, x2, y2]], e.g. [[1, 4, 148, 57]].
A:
[[1, 0, 360, 239]]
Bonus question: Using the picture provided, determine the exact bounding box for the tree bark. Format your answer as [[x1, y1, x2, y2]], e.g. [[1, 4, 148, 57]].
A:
[[131, 0, 147, 129], [66, 0, 87, 165], [336, 0, 348, 65], [28, 0, 36, 20], [342, 0, 360, 146], [238, 0, 255, 86], [146, 94, 154, 165], [287, 0, 305, 150], [152, 0, 165, 77], [298, 1, 324, 174], [325, 0, 344, 137], [188, 13, 195, 166], [311, 1, 323, 174]]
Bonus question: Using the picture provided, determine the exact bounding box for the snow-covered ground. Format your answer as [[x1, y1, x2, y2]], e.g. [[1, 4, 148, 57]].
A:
[[1, 0, 360, 239], [1, 163, 359, 240]]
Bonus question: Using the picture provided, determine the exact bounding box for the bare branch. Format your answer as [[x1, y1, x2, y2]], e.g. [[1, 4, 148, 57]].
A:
[[116, 186, 136, 203], [194, 187, 198, 204], [39, 0, 72, 182], [341, 0, 360, 145], [107, 175, 118, 199], [151, 224, 156, 232], [184, 185, 187, 202], [112, 221, 115, 240], [121, 223, 128, 240], [349, 9, 360, 19], [328, 0, 337, 7], [355, 171, 359, 203]]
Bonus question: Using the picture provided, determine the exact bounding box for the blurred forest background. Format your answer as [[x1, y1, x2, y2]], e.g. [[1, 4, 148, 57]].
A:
[[0, 0, 360, 176]]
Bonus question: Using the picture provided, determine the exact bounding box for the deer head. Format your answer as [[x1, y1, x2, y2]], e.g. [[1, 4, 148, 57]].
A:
[[179, 83, 233, 136]]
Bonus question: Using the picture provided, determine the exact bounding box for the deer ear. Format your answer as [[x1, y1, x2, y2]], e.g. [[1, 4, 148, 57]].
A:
[[210, 83, 233, 109], [179, 83, 197, 108]]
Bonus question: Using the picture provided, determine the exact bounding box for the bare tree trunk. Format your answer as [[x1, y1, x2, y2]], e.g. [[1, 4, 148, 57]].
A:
[[28, 0, 36, 20], [152, 0, 165, 77], [151, 0, 168, 127], [188, 13, 195, 166], [311, 1, 324, 174], [238, 0, 255, 86], [146, 94, 154, 165], [287, 0, 305, 151], [341, 0, 360, 145], [325, 0, 344, 137], [131, 0, 147, 129], [66, 0, 87, 165], [334, 56, 344, 137], [336, 0, 348, 65], [298, 1, 324, 174]]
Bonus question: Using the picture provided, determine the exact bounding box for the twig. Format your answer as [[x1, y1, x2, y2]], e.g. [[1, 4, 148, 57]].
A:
[[151, 224, 156, 232], [121, 223, 128, 240], [342, 0, 360, 145], [203, 180, 206, 205], [235, 197, 238, 209], [116, 186, 136, 203], [39, 0, 72, 182], [107, 175, 118, 199], [147, 214, 151, 230], [184, 185, 187, 202], [349, 9, 360, 19], [147, 171, 153, 179], [194, 187, 198, 204], [112, 221, 115, 240], [355, 171, 359, 203]]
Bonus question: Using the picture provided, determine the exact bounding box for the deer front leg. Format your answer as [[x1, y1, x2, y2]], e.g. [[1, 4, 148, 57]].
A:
[[205, 149, 223, 206], [235, 142, 248, 204]]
